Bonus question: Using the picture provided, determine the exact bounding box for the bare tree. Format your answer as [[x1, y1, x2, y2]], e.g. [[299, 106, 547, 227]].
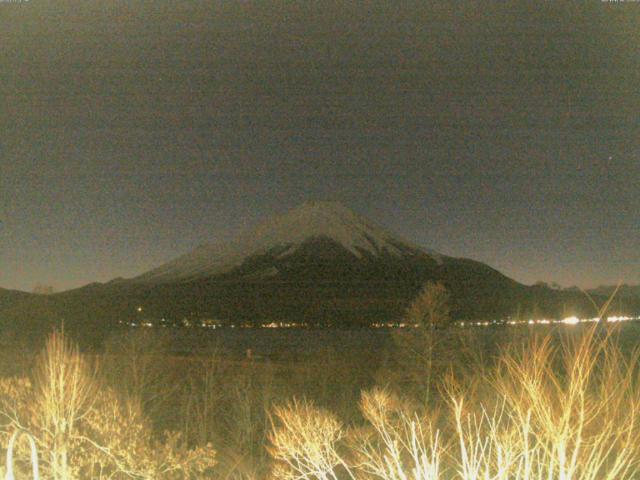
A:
[[392, 282, 451, 402], [404, 282, 451, 330], [35, 329, 98, 479]]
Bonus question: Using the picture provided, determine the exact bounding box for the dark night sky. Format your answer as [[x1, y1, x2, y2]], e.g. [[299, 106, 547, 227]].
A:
[[1, 1, 639, 292]]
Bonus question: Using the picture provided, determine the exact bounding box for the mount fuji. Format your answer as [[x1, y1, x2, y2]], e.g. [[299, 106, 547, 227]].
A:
[[103, 201, 575, 325], [133, 201, 444, 284], [0, 202, 619, 337]]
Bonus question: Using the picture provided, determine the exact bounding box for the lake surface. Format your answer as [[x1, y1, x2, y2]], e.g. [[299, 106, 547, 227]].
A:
[[150, 320, 640, 360], [163, 327, 393, 360]]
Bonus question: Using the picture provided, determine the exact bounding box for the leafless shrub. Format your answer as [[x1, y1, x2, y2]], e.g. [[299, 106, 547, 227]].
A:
[[0, 329, 217, 479], [268, 398, 353, 480], [351, 387, 441, 480], [268, 325, 640, 480]]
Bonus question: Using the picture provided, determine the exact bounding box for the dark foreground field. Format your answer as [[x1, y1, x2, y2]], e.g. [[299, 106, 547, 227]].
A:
[[1, 323, 640, 479]]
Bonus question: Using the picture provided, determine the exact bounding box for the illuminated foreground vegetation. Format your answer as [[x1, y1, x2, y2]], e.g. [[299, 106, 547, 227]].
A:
[[270, 325, 640, 480], [0, 330, 216, 479], [1, 322, 640, 478]]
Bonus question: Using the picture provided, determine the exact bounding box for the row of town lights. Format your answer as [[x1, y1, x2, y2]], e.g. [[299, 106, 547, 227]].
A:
[[134, 306, 639, 329]]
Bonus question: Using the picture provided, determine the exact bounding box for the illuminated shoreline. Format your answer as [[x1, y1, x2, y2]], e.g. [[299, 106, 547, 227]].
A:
[[120, 315, 640, 329]]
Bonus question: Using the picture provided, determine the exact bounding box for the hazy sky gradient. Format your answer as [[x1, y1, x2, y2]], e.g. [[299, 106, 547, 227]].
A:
[[1, 1, 639, 292]]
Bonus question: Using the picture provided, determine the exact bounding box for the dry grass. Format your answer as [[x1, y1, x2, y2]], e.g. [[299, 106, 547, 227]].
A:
[[269, 325, 640, 480], [351, 388, 441, 480], [268, 398, 353, 480], [0, 329, 217, 479], [1, 322, 639, 479]]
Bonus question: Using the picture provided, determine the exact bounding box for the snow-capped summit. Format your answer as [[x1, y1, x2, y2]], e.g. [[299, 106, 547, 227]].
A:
[[243, 200, 436, 258], [134, 201, 443, 284]]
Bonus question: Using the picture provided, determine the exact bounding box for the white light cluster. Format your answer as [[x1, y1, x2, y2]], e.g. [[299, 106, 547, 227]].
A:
[[261, 322, 306, 328], [459, 315, 640, 328], [606, 315, 636, 323], [561, 316, 580, 325]]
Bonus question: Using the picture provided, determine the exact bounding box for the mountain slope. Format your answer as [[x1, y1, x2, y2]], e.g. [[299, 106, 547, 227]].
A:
[[587, 284, 640, 300], [0, 287, 33, 310]]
